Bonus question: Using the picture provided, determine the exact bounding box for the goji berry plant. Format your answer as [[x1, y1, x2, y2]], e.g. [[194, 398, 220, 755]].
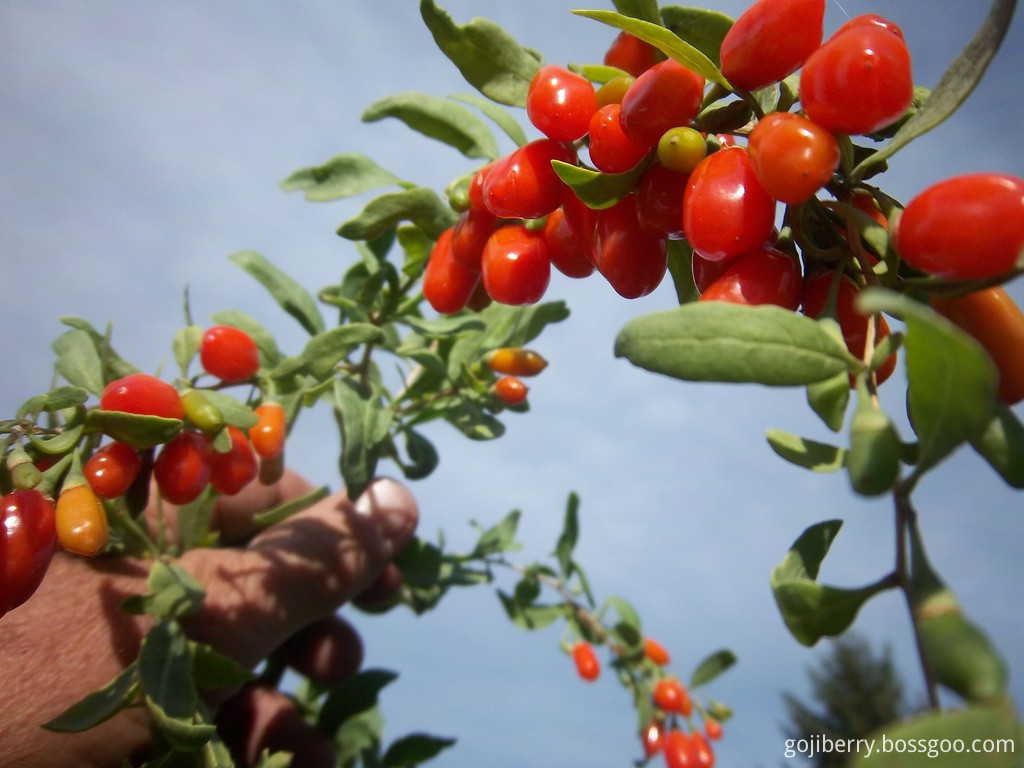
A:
[[2, 0, 1023, 766]]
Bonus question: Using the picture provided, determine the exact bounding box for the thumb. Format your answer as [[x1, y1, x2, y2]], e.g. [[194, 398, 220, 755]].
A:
[[178, 477, 417, 669]]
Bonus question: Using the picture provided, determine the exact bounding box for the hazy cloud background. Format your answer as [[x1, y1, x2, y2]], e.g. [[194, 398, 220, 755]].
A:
[[2, 2, 1022, 765]]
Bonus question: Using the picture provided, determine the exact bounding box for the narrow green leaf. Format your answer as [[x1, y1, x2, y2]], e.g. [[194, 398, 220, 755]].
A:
[[52, 329, 105, 395], [552, 158, 652, 210], [473, 509, 521, 556], [660, 6, 734, 66], [555, 492, 580, 578], [274, 324, 385, 381], [191, 642, 256, 691], [173, 324, 203, 378], [449, 91, 528, 147], [606, 596, 643, 649], [280, 152, 403, 202], [615, 303, 851, 387], [613, 0, 661, 24], [200, 390, 259, 430], [338, 187, 457, 242], [420, 0, 542, 107], [399, 428, 440, 480], [688, 649, 737, 689], [971, 403, 1024, 488], [121, 561, 206, 619], [859, 290, 997, 474], [363, 92, 499, 160], [334, 377, 394, 499], [444, 399, 506, 441], [853, 0, 1017, 178], [42, 663, 139, 732], [86, 410, 183, 450], [252, 485, 330, 529], [317, 668, 398, 736], [139, 620, 197, 719], [765, 428, 846, 473], [59, 317, 138, 383], [145, 696, 217, 752], [383, 733, 457, 767], [806, 370, 852, 433], [229, 251, 325, 336], [573, 10, 729, 88], [771, 521, 890, 646], [666, 239, 699, 305]]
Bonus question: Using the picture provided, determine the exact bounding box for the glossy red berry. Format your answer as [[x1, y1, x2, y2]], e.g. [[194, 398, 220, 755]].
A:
[[684, 147, 776, 262], [482, 140, 577, 220], [604, 31, 659, 76], [800, 16, 913, 135], [635, 162, 688, 240], [653, 677, 693, 717], [620, 59, 705, 149], [704, 720, 724, 741], [481, 225, 551, 306], [249, 401, 287, 460], [209, 427, 259, 496], [894, 173, 1024, 281], [1, 489, 57, 619], [200, 325, 260, 383], [663, 729, 698, 768], [84, 441, 143, 500], [100, 373, 184, 421], [587, 103, 650, 174], [55, 482, 109, 557], [748, 111, 839, 204], [720, 0, 824, 92], [451, 208, 495, 272], [572, 641, 600, 681], [642, 720, 665, 757], [691, 732, 716, 768], [644, 637, 671, 666], [493, 376, 529, 407], [699, 246, 802, 309], [423, 225, 481, 314], [595, 194, 668, 299], [154, 430, 212, 506], [542, 206, 595, 278], [527, 64, 598, 142]]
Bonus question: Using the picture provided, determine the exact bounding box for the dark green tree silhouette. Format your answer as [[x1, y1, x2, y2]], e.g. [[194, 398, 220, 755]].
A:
[[781, 633, 908, 767]]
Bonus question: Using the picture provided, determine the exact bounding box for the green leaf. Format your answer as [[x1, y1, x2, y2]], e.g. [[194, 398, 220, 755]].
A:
[[851, 703, 1021, 767], [573, 9, 729, 88], [971, 403, 1024, 488], [399, 428, 440, 480], [660, 6, 734, 66], [145, 696, 216, 752], [52, 328, 105, 395], [613, 0, 661, 25], [473, 509, 521, 557], [86, 410, 183, 450], [173, 324, 203, 378], [139, 620, 197, 720], [384, 733, 457, 767], [552, 158, 652, 210], [554, 492, 580, 578], [859, 290, 997, 474], [666, 239, 699, 305], [317, 668, 398, 737], [280, 152, 403, 202], [200, 390, 259, 430], [806, 370, 852, 433], [688, 649, 737, 689], [17, 386, 89, 418], [334, 377, 394, 499], [765, 428, 846, 473], [229, 251, 325, 336], [605, 596, 643, 649], [363, 91, 499, 160], [59, 317, 138, 383], [42, 663, 140, 732], [252, 485, 330, 529], [420, 0, 542, 107], [853, 0, 1018, 179], [121, 561, 206, 619], [449, 91, 528, 147], [338, 187, 457, 242], [274, 324, 386, 381], [615, 303, 851, 387], [443, 399, 506, 441], [771, 521, 889, 646], [191, 642, 256, 691], [499, 592, 566, 630]]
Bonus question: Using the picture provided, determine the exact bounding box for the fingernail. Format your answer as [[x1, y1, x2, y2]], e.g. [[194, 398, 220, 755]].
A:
[[353, 477, 418, 549]]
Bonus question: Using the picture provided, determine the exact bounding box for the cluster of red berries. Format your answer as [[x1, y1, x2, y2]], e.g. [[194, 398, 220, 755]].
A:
[[1, 324, 284, 619], [484, 346, 549, 407], [422, 0, 1024, 400], [571, 637, 724, 767]]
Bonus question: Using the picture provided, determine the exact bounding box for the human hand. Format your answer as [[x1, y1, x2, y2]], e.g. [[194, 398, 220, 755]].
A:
[[0, 471, 418, 768]]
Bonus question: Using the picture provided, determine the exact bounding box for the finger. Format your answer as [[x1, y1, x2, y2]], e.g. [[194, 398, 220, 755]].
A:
[[279, 615, 363, 688], [216, 684, 335, 768], [178, 477, 417, 669]]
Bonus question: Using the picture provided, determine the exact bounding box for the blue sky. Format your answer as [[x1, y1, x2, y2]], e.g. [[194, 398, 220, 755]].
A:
[[2, 2, 1023, 766]]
